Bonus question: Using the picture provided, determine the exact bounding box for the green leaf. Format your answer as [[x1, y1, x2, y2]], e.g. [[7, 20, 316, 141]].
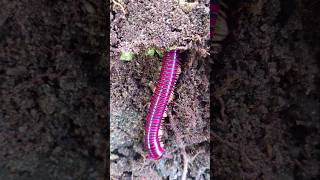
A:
[[120, 51, 134, 61], [146, 48, 155, 57]]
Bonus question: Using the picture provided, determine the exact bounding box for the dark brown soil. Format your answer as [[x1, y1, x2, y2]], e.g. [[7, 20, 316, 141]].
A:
[[110, 0, 211, 54], [1, 0, 319, 179], [110, 50, 211, 178], [211, 0, 320, 179], [0, 0, 107, 179], [110, 0, 319, 179], [110, 0, 212, 179]]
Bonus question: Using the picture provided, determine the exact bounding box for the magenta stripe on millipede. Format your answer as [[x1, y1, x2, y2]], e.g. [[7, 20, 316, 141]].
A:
[[145, 49, 180, 160]]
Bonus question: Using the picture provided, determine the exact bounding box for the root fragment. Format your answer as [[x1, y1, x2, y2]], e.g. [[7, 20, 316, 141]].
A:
[[181, 146, 189, 180], [111, 0, 127, 15]]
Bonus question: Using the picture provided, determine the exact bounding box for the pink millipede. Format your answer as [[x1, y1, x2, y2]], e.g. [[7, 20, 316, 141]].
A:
[[144, 0, 219, 160], [144, 49, 180, 160]]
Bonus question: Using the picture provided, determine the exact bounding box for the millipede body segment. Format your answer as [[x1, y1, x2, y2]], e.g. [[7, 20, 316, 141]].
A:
[[145, 50, 180, 160], [144, 1, 219, 160]]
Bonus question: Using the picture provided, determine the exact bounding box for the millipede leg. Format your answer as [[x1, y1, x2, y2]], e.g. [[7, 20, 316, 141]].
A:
[[169, 92, 175, 102], [163, 112, 167, 118], [177, 66, 181, 75], [158, 128, 164, 148]]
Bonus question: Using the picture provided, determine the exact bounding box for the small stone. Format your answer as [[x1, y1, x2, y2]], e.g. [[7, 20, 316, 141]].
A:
[[38, 96, 57, 115], [110, 153, 119, 161], [260, 24, 268, 32]]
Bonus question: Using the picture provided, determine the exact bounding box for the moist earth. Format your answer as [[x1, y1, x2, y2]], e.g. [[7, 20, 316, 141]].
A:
[[212, 0, 320, 179], [111, 0, 319, 179], [110, 0, 212, 179], [0, 0, 107, 179], [0, 0, 319, 179]]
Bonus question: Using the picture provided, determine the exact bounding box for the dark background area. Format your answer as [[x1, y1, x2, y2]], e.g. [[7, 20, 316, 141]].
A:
[[211, 0, 319, 179], [0, 0, 108, 179]]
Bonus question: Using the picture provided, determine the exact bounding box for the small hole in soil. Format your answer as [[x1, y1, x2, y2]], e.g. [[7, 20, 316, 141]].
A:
[[171, 28, 182, 32], [180, 50, 189, 64], [133, 152, 142, 160], [41, 76, 49, 83], [199, 100, 207, 108], [289, 125, 310, 144], [41, 127, 46, 133], [122, 171, 132, 178]]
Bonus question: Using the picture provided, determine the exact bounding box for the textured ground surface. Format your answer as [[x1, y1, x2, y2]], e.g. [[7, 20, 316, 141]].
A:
[[110, 50, 211, 179], [111, 0, 211, 54], [1, 0, 319, 179], [110, 0, 212, 179], [211, 0, 320, 179], [111, 0, 319, 179], [0, 0, 107, 179]]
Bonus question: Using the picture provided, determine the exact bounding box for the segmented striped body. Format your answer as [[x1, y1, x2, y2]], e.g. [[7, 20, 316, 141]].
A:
[[210, 0, 219, 39], [145, 50, 180, 160]]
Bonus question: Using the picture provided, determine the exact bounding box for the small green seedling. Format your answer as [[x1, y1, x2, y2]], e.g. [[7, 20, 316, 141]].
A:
[[146, 48, 164, 58], [120, 51, 134, 61], [146, 48, 156, 57]]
